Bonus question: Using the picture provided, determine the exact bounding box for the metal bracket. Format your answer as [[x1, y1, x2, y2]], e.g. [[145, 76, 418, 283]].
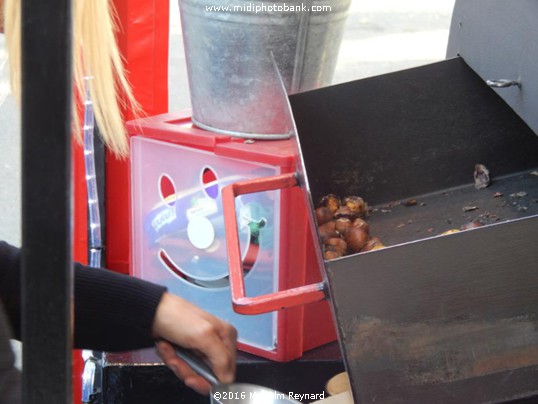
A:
[[82, 352, 102, 403], [486, 79, 521, 88]]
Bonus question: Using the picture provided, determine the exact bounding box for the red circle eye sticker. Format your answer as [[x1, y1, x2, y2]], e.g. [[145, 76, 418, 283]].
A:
[[202, 167, 218, 199], [159, 174, 176, 206]]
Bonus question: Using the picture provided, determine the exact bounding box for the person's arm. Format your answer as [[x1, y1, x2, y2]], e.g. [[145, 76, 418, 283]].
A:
[[73, 263, 167, 350], [0, 240, 236, 393], [76, 267, 237, 394], [75, 262, 239, 394], [0, 240, 166, 347]]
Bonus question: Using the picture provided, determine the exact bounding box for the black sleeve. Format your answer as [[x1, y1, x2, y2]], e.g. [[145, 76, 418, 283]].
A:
[[74, 264, 167, 351], [0, 240, 167, 351], [0, 241, 22, 340]]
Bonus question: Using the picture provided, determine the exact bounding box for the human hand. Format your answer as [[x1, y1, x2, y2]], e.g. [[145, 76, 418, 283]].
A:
[[152, 292, 237, 395]]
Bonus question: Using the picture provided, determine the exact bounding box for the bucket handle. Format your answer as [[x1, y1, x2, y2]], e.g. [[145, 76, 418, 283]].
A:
[[222, 173, 327, 315]]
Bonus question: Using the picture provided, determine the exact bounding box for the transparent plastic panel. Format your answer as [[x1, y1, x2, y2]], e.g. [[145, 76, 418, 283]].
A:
[[131, 137, 280, 350]]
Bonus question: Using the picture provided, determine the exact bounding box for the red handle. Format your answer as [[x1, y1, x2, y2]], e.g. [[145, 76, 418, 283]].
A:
[[222, 172, 326, 315]]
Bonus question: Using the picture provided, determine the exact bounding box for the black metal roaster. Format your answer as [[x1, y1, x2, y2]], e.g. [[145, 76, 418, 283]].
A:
[[288, 45, 538, 404]]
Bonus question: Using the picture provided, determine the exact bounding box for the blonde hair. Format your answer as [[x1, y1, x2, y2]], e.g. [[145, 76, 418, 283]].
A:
[[4, 0, 141, 157]]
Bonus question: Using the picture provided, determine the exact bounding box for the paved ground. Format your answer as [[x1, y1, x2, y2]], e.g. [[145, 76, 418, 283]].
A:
[[0, 0, 455, 245], [168, 0, 455, 110], [0, 34, 20, 247]]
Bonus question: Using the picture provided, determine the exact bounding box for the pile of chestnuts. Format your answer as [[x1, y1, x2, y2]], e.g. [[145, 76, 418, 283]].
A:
[[315, 194, 384, 260]]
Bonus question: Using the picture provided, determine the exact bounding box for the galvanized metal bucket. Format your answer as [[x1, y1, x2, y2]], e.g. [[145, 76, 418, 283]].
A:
[[178, 0, 352, 138]]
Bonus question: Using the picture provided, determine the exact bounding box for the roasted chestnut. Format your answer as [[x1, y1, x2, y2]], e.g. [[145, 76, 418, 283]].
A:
[[474, 163, 490, 190], [324, 237, 348, 256], [350, 218, 370, 234], [345, 227, 369, 253], [319, 230, 340, 243], [319, 194, 341, 213], [318, 220, 339, 243], [335, 217, 352, 235], [361, 236, 385, 252], [334, 206, 356, 222], [324, 250, 342, 260], [318, 220, 336, 233], [342, 196, 367, 217], [315, 206, 334, 226]]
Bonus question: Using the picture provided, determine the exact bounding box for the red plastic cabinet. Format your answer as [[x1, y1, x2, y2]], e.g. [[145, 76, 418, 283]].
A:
[[128, 112, 336, 361]]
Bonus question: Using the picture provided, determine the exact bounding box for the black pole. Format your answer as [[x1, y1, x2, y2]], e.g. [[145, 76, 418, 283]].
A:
[[21, 0, 73, 402]]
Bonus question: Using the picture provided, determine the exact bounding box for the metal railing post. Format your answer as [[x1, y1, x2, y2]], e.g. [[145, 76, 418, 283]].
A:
[[21, 0, 73, 402]]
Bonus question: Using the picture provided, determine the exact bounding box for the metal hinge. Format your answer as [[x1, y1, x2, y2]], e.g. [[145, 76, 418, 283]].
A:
[[82, 351, 102, 403]]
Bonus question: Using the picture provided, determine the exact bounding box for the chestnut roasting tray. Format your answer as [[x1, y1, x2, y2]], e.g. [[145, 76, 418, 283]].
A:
[[222, 55, 538, 403], [287, 56, 538, 403]]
